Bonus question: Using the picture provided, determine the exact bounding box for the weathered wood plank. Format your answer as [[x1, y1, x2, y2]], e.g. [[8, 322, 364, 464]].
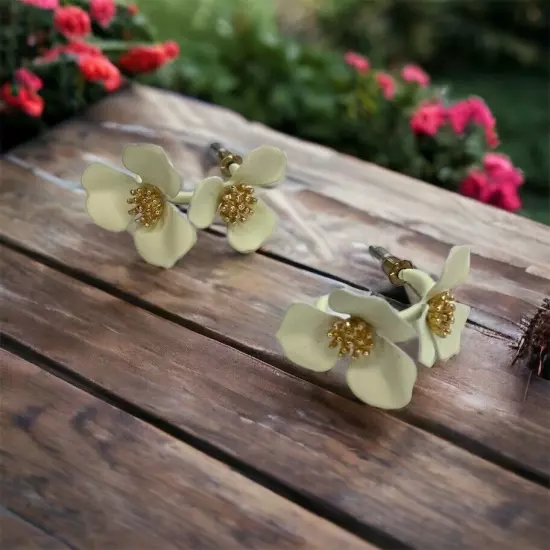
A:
[[1, 161, 549, 481], [1, 350, 373, 550], [16, 84, 547, 330], [0, 508, 70, 550], [1, 249, 549, 550]]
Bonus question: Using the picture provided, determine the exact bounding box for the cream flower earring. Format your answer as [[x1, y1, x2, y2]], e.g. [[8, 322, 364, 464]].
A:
[[81, 144, 197, 268], [276, 289, 417, 409], [181, 144, 286, 253], [369, 245, 471, 367]]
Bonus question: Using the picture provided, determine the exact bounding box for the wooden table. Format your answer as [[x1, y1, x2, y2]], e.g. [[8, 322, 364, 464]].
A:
[[1, 84, 549, 550]]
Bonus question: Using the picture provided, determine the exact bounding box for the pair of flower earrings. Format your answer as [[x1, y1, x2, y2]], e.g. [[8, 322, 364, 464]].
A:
[[82, 142, 471, 410]]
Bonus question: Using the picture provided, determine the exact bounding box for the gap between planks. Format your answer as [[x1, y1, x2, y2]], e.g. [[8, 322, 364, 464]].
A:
[[1, 238, 546, 489], [0, 154, 519, 344], [1, 336, 405, 550]]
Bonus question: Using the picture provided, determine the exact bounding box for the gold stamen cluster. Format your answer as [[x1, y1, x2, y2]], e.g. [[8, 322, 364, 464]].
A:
[[427, 291, 456, 337], [127, 184, 164, 228], [218, 184, 257, 225], [327, 317, 375, 359]]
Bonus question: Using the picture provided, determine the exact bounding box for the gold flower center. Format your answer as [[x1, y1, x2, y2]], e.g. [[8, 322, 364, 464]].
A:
[[127, 184, 164, 228], [427, 291, 456, 338], [218, 184, 257, 225], [327, 316, 375, 359]]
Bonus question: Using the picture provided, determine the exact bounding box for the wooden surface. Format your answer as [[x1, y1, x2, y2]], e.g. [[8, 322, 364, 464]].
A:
[[1, 84, 549, 550]]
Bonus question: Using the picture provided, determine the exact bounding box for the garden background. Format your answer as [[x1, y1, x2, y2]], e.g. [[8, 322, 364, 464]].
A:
[[2, 0, 549, 223]]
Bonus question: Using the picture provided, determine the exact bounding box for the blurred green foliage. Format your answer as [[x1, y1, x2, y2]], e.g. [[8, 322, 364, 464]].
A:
[[135, 0, 548, 221], [316, 0, 549, 72]]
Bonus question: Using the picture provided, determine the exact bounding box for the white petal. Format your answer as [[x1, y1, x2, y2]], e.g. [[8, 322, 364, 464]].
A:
[[188, 176, 224, 229], [399, 268, 435, 302], [227, 199, 277, 253], [328, 290, 415, 343], [231, 146, 286, 187], [314, 294, 331, 313], [413, 305, 437, 368], [122, 144, 181, 199], [133, 204, 196, 268], [428, 245, 471, 298], [433, 302, 470, 362], [276, 303, 340, 373], [81, 163, 138, 232], [346, 336, 417, 409]]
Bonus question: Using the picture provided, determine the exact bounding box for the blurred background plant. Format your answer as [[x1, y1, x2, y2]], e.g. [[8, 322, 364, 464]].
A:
[[0, 0, 179, 150], [2, 0, 548, 223]]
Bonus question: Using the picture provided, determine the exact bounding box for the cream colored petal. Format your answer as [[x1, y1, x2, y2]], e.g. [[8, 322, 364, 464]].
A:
[[399, 268, 435, 302], [188, 176, 224, 229], [314, 294, 331, 313], [433, 302, 470, 362], [231, 146, 286, 187], [122, 143, 181, 199], [328, 290, 415, 343], [346, 336, 417, 409], [398, 302, 425, 323], [413, 305, 437, 368], [227, 199, 277, 253], [133, 203, 196, 268], [81, 163, 138, 232], [428, 245, 471, 298], [276, 303, 339, 372]]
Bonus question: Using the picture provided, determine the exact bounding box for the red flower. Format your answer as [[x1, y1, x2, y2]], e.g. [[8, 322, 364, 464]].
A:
[[90, 0, 116, 28], [78, 54, 122, 91], [54, 6, 91, 39], [460, 153, 523, 212], [1, 83, 44, 117], [41, 41, 102, 61], [163, 40, 179, 60], [401, 64, 430, 87], [344, 52, 370, 74], [376, 72, 396, 99], [15, 68, 43, 92], [119, 44, 168, 73], [410, 101, 446, 136], [127, 3, 138, 15], [19, 0, 58, 9]]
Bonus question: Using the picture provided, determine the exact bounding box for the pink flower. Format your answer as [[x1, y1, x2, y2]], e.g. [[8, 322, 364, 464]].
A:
[[447, 97, 499, 148], [345, 52, 370, 74], [468, 97, 496, 130], [410, 101, 446, 136], [483, 152, 514, 174], [460, 154, 523, 212], [90, 0, 116, 28], [15, 68, 43, 92], [401, 64, 430, 87], [447, 100, 471, 135], [19, 0, 58, 9], [376, 72, 396, 99]]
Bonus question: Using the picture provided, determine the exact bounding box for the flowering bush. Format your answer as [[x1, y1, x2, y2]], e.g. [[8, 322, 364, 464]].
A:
[[337, 52, 523, 211], [0, 0, 179, 149]]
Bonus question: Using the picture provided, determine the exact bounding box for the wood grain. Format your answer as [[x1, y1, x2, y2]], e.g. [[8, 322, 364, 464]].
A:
[[13, 84, 548, 330], [2, 249, 550, 550], [0, 508, 69, 550], [1, 161, 549, 481], [1, 350, 373, 550]]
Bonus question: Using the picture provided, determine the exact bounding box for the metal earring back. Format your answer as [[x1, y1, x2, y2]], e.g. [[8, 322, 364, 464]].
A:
[[368, 246, 414, 287], [369, 244, 472, 368]]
